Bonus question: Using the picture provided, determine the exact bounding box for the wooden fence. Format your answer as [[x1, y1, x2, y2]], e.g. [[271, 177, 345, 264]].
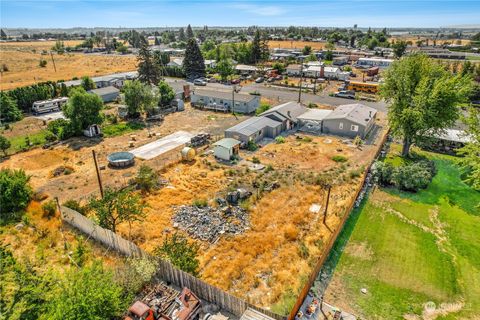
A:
[[287, 128, 390, 320], [59, 206, 285, 320]]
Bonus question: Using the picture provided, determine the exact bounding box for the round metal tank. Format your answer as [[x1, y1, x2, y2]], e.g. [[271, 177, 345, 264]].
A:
[[181, 147, 196, 161], [107, 152, 135, 168]]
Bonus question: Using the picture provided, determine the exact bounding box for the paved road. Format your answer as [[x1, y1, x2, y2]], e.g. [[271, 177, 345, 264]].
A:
[[164, 78, 388, 113]]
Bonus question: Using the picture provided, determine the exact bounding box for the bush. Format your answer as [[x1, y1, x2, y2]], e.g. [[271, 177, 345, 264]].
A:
[[0, 169, 32, 224], [391, 161, 435, 192], [275, 136, 285, 144], [331, 155, 348, 163], [153, 232, 200, 276], [63, 199, 87, 215], [0, 135, 11, 155], [307, 103, 318, 108], [372, 161, 394, 186], [192, 199, 208, 207], [135, 164, 159, 193], [39, 59, 47, 67], [255, 102, 271, 115], [41, 200, 57, 218], [252, 157, 260, 164], [47, 119, 75, 140], [246, 140, 258, 151]]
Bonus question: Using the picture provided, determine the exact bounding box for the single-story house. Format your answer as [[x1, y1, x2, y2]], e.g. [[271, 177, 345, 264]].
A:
[[213, 138, 241, 161], [60, 71, 138, 88], [191, 88, 260, 113], [323, 67, 349, 81], [356, 57, 393, 68], [88, 86, 120, 103], [322, 103, 377, 138], [304, 66, 324, 78], [225, 116, 283, 144], [333, 56, 349, 66], [297, 109, 333, 134], [286, 64, 302, 76], [259, 101, 307, 131], [167, 58, 184, 68], [235, 64, 258, 74]]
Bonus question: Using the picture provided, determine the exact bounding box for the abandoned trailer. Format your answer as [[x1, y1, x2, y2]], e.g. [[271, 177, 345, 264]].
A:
[[190, 88, 260, 113]]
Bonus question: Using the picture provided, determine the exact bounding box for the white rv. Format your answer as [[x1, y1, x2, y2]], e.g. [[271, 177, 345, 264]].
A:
[[32, 97, 68, 114]]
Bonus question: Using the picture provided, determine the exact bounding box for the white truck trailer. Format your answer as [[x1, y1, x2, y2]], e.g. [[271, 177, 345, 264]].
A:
[[32, 97, 68, 114]]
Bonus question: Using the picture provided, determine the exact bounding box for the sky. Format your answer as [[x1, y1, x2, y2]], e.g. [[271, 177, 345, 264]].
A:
[[1, 0, 480, 29]]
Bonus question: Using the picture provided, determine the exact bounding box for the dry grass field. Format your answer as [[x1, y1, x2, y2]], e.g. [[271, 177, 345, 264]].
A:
[[268, 40, 328, 50], [0, 41, 137, 90], [390, 36, 471, 46]]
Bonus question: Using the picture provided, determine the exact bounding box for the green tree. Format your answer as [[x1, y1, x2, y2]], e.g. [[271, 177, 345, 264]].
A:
[[183, 38, 205, 80], [392, 40, 407, 58], [116, 43, 128, 54], [59, 83, 69, 97], [63, 88, 103, 134], [457, 107, 480, 190], [272, 62, 285, 74], [0, 92, 22, 122], [80, 76, 96, 91], [123, 80, 157, 117], [44, 262, 127, 320], [0, 169, 32, 224], [157, 80, 175, 107], [251, 29, 262, 64], [178, 27, 186, 42], [138, 43, 160, 84], [186, 24, 194, 39], [380, 53, 473, 156], [216, 58, 234, 81], [0, 135, 11, 156], [88, 187, 146, 234], [154, 232, 200, 276], [302, 45, 312, 55]]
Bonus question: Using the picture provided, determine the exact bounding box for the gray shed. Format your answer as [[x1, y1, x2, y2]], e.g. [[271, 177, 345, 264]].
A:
[[322, 103, 377, 138], [88, 86, 120, 103], [191, 89, 260, 114], [213, 138, 241, 161], [225, 116, 283, 144]]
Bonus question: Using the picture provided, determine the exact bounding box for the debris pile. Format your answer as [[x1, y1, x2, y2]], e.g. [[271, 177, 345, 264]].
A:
[[173, 205, 249, 243], [189, 133, 211, 147], [141, 283, 179, 315]]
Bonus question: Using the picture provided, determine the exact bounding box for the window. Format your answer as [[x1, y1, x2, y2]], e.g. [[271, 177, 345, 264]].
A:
[[339, 122, 344, 129], [351, 125, 359, 132]]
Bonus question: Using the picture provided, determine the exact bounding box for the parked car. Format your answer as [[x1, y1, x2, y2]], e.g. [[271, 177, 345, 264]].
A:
[[230, 79, 241, 84], [194, 79, 207, 86], [334, 90, 355, 99], [255, 77, 264, 83], [246, 75, 253, 80], [267, 77, 274, 83], [275, 75, 283, 81]]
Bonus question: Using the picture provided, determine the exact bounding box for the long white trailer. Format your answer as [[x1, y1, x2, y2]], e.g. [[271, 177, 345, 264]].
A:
[[32, 97, 68, 114]]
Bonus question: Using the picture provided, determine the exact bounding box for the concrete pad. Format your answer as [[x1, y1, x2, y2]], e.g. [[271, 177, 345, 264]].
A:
[[34, 111, 66, 121], [130, 131, 194, 160]]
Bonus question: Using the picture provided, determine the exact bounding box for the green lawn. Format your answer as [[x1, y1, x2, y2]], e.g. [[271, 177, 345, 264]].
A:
[[6, 130, 50, 154], [324, 147, 480, 319], [102, 122, 145, 137]]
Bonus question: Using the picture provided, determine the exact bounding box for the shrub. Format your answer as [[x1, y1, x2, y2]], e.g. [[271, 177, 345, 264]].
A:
[[331, 155, 348, 163], [39, 59, 47, 67], [0, 135, 11, 156], [307, 102, 318, 108], [2, 64, 8, 72], [47, 119, 75, 140], [192, 199, 208, 207], [41, 200, 57, 218], [153, 232, 200, 276], [252, 157, 261, 164], [63, 199, 87, 215], [372, 161, 394, 185], [255, 102, 271, 115], [0, 169, 32, 224], [275, 136, 285, 144], [391, 161, 435, 192], [135, 165, 159, 193], [246, 140, 258, 151]]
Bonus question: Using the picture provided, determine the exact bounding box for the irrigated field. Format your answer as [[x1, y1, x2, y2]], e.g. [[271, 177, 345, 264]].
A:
[[0, 41, 137, 90], [323, 145, 480, 319]]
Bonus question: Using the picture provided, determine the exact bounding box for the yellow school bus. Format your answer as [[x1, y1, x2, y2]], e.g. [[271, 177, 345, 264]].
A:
[[347, 81, 379, 94]]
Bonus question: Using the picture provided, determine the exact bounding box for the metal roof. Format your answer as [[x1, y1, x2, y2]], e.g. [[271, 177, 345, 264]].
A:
[[213, 138, 241, 148], [88, 86, 120, 96], [192, 89, 255, 103], [260, 101, 307, 121], [324, 103, 377, 125], [428, 129, 472, 143], [297, 109, 333, 121], [226, 116, 282, 136]]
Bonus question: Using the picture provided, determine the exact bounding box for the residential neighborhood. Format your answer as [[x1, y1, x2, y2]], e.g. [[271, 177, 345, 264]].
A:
[[1, 1, 480, 320]]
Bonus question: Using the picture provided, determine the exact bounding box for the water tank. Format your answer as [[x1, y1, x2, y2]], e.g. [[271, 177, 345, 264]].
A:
[[181, 147, 196, 161]]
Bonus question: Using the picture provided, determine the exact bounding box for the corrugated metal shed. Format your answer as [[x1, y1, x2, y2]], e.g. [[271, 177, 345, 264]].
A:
[[225, 117, 282, 136], [193, 89, 255, 103]]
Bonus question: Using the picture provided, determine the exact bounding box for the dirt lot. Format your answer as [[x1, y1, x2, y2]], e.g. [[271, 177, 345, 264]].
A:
[[120, 113, 387, 311], [268, 40, 328, 50], [389, 36, 471, 46], [0, 41, 137, 90]]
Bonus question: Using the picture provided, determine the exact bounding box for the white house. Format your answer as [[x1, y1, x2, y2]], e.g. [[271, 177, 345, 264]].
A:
[[213, 138, 241, 161], [356, 57, 393, 68], [286, 64, 302, 76], [323, 67, 350, 81]]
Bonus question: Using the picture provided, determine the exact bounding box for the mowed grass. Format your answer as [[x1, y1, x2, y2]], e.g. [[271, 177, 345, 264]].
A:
[[324, 146, 480, 319], [102, 122, 145, 137]]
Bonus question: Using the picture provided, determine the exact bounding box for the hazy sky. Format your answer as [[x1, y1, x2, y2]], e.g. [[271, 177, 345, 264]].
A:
[[1, 0, 480, 28]]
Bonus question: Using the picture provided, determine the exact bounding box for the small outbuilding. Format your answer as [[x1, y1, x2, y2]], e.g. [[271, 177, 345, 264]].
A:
[[213, 138, 241, 161], [225, 116, 283, 144], [322, 103, 377, 138], [83, 124, 102, 137], [297, 109, 333, 134], [88, 86, 120, 103]]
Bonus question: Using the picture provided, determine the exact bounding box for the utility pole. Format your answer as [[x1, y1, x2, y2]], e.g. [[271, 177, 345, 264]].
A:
[[323, 185, 331, 227], [92, 150, 104, 198], [231, 85, 238, 120], [50, 52, 57, 72], [298, 59, 304, 103]]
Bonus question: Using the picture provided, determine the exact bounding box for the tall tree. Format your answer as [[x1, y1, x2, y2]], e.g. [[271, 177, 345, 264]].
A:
[[216, 59, 234, 81], [251, 29, 262, 64], [80, 76, 95, 91], [63, 88, 103, 133], [0, 135, 11, 156], [183, 38, 205, 80], [137, 43, 160, 84], [456, 107, 480, 190], [157, 80, 175, 107], [186, 24, 194, 39], [380, 53, 473, 157], [392, 40, 407, 58], [123, 80, 157, 117], [178, 27, 186, 42], [0, 169, 32, 224], [0, 92, 22, 122]]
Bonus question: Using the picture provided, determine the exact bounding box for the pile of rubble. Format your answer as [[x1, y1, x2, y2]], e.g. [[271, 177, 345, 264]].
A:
[[173, 205, 249, 243]]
